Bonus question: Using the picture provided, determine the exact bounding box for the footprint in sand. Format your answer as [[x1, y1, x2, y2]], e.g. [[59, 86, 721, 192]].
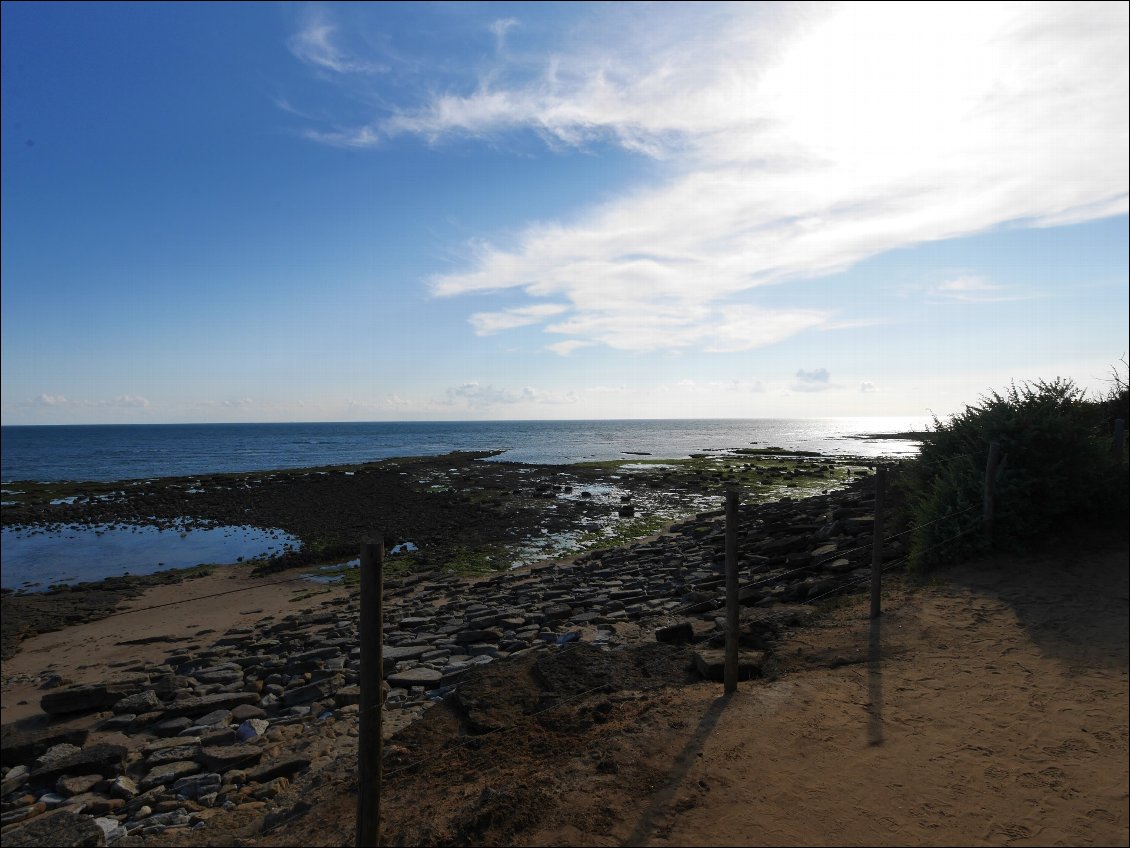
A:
[[1041, 738, 1098, 757], [993, 822, 1034, 841], [1087, 808, 1117, 823], [1090, 727, 1128, 750]]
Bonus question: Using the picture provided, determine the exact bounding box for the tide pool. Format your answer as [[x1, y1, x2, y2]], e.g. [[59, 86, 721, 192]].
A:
[[1, 523, 300, 591]]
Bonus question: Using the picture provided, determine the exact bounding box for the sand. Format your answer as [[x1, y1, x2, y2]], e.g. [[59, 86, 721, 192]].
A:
[[1, 564, 347, 725]]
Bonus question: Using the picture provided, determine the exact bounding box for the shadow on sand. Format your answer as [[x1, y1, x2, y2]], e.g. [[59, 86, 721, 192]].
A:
[[623, 691, 734, 847]]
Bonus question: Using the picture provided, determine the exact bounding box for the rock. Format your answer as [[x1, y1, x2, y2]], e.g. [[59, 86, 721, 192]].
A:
[[171, 772, 221, 800], [55, 774, 102, 797], [139, 760, 200, 791], [108, 775, 138, 800], [146, 745, 201, 767], [692, 648, 766, 682], [156, 692, 258, 719], [3, 763, 30, 795], [0, 810, 107, 846], [40, 675, 148, 716], [236, 718, 270, 741], [92, 818, 126, 844], [152, 716, 193, 737], [386, 667, 442, 688], [199, 744, 262, 772], [332, 686, 361, 708], [655, 622, 694, 645], [1, 802, 46, 826], [111, 690, 159, 715], [281, 681, 333, 707], [246, 757, 309, 784], [71, 795, 123, 816], [29, 744, 126, 785], [194, 708, 232, 727], [1, 724, 89, 768], [229, 704, 266, 722]]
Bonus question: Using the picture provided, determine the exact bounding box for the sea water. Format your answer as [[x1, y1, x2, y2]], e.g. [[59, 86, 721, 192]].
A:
[[0, 418, 928, 483]]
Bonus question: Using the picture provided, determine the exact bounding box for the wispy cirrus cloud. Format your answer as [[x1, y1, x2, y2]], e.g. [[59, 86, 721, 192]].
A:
[[469, 303, 569, 335], [926, 274, 1037, 304], [291, 2, 1128, 354], [287, 8, 388, 75]]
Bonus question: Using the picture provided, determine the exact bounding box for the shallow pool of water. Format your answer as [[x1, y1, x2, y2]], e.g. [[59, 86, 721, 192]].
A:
[[0, 523, 300, 591]]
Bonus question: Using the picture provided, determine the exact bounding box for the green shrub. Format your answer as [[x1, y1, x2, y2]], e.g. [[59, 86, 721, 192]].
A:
[[908, 376, 1128, 570]]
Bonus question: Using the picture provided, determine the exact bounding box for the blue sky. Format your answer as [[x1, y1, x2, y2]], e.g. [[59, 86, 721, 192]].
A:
[[2, 1, 1127, 425]]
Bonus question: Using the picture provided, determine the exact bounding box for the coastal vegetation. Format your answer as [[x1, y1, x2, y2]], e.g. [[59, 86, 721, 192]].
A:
[[905, 364, 1129, 570]]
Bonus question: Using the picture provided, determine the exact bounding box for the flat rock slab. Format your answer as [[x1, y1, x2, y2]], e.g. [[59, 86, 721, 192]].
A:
[[158, 692, 259, 719], [139, 759, 200, 791], [693, 648, 767, 682], [0, 810, 107, 846], [387, 666, 443, 688], [383, 645, 430, 663], [29, 744, 126, 784], [40, 675, 149, 716], [247, 756, 310, 783], [199, 744, 262, 772]]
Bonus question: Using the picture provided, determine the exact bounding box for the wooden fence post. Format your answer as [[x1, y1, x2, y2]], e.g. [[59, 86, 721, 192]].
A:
[[1114, 418, 1126, 459], [724, 488, 739, 694], [870, 467, 886, 620], [357, 538, 384, 848], [983, 441, 1002, 544]]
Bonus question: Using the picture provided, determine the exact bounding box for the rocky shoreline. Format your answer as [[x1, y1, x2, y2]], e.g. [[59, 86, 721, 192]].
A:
[[0, 470, 897, 846], [1, 448, 872, 660]]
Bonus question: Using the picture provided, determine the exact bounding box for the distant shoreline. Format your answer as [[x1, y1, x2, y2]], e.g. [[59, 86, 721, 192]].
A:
[[857, 431, 932, 440]]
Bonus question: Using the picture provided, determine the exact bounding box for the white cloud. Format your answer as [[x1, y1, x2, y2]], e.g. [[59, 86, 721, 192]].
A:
[[444, 381, 576, 408], [792, 368, 833, 392], [469, 303, 569, 335], [860, 381, 878, 393], [546, 339, 595, 356], [927, 274, 1036, 304], [287, 9, 388, 75], [489, 18, 519, 53], [294, 2, 1129, 354], [32, 393, 150, 409]]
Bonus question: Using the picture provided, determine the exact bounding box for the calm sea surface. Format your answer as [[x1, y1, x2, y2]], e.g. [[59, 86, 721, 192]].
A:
[[0, 418, 928, 484]]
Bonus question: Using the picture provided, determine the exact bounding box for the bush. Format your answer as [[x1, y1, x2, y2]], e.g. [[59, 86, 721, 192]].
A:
[[907, 375, 1128, 570]]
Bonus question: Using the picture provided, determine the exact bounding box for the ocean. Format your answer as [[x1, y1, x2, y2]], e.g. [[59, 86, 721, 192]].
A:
[[0, 418, 928, 484], [1, 418, 927, 590]]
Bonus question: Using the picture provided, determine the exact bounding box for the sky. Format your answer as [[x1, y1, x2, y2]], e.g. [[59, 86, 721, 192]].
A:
[[1, 0, 1127, 425]]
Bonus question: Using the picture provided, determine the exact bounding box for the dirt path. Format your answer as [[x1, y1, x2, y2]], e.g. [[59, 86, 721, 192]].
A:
[[529, 538, 1129, 847]]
